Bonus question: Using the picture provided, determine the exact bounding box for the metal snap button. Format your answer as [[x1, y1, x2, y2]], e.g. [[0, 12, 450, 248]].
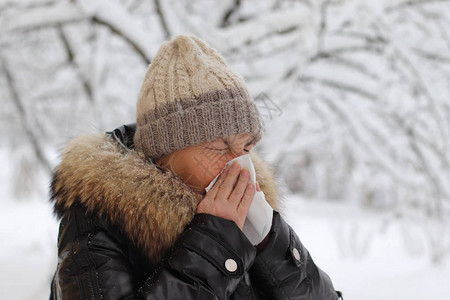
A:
[[225, 258, 238, 272], [293, 247, 301, 261]]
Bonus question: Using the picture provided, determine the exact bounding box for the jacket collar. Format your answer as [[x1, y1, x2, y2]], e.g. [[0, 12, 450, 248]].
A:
[[51, 125, 280, 264], [107, 123, 137, 150]]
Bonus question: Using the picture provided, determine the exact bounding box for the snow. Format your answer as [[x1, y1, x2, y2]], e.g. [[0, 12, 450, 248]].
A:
[[0, 2, 86, 33], [283, 195, 450, 300], [77, 0, 153, 61], [0, 201, 58, 300], [215, 7, 313, 51]]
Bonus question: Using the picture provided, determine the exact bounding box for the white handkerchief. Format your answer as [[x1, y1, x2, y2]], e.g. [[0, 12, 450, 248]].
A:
[[205, 154, 273, 245]]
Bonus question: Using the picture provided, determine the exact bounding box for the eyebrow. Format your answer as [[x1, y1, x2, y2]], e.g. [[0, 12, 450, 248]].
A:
[[223, 136, 255, 147]]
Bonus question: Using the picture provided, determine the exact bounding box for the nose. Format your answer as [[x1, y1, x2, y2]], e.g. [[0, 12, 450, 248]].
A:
[[219, 151, 245, 169]]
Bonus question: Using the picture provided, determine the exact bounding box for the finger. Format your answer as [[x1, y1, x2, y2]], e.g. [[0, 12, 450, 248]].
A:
[[216, 162, 241, 200], [207, 167, 229, 198], [237, 183, 255, 215], [196, 194, 213, 214], [256, 182, 261, 192], [228, 168, 250, 205]]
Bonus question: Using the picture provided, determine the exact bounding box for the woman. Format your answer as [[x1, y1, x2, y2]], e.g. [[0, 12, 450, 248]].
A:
[[50, 35, 341, 299]]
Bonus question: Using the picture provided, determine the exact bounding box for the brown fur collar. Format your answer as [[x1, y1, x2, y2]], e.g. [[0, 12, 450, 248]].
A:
[[51, 133, 280, 264]]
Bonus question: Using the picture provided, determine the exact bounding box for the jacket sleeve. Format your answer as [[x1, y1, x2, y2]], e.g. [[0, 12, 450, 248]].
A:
[[249, 211, 339, 300], [51, 208, 256, 300]]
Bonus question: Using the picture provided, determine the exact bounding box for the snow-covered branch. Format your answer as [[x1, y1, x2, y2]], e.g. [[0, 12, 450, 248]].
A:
[[1, 0, 153, 64], [0, 2, 86, 33], [0, 55, 52, 174]]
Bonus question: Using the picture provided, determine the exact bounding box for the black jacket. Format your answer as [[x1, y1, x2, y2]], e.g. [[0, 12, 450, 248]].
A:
[[49, 124, 341, 299]]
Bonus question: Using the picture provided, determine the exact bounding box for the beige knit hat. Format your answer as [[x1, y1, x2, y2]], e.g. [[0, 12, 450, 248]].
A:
[[134, 35, 263, 160]]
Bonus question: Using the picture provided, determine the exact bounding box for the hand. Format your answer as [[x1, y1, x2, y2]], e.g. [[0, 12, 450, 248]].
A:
[[196, 162, 256, 230]]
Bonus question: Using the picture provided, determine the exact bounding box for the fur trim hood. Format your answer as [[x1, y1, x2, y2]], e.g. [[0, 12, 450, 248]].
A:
[[51, 132, 280, 264]]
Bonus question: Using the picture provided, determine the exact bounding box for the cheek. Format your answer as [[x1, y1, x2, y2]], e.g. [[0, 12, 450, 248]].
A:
[[187, 153, 231, 187]]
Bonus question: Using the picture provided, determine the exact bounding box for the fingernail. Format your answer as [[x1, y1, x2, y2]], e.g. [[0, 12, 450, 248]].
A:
[[231, 162, 240, 170], [256, 182, 261, 191]]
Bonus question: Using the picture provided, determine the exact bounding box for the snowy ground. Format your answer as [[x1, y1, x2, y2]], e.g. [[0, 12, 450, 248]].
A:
[[283, 195, 450, 300], [0, 194, 449, 299], [0, 200, 58, 300]]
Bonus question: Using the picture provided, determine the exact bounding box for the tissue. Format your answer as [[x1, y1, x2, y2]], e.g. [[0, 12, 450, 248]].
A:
[[205, 154, 273, 245]]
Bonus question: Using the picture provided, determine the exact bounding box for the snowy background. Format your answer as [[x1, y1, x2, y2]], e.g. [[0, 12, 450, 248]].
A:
[[1, 0, 450, 299]]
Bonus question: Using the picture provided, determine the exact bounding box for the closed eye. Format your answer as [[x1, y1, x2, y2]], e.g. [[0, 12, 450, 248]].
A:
[[205, 147, 228, 152]]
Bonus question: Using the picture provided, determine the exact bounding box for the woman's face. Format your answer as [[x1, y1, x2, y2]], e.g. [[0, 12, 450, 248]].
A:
[[155, 133, 255, 195]]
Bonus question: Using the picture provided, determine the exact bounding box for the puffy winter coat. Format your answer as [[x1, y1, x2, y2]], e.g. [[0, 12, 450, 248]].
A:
[[49, 124, 341, 299]]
